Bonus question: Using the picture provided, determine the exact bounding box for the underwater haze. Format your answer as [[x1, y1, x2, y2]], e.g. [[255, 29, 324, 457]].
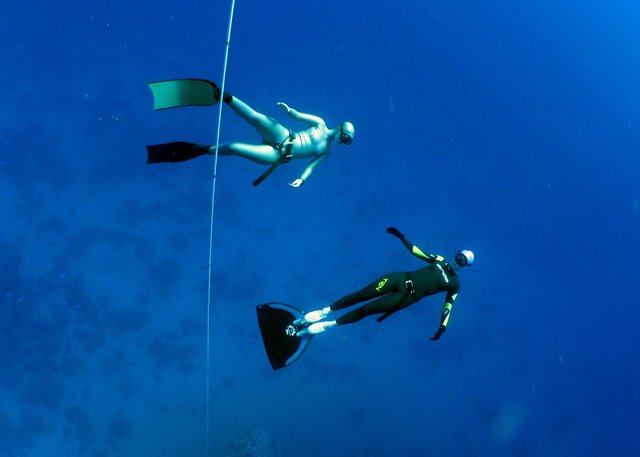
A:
[[1, 0, 639, 456]]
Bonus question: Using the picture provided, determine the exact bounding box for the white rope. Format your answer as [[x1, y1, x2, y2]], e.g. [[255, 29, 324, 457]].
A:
[[207, 0, 237, 455]]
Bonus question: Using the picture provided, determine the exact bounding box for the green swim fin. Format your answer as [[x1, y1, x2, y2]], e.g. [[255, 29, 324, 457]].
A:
[[146, 142, 211, 164], [148, 79, 218, 110]]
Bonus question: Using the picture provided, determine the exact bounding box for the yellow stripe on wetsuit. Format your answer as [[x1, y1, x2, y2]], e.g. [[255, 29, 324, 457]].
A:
[[442, 293, 457, 326], [412, 246, 444, 262]]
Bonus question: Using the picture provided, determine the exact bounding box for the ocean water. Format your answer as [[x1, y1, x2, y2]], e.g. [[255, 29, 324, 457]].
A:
[[1, 0, 638, 456]]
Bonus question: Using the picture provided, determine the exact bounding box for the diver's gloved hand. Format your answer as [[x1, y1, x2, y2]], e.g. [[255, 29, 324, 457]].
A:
[[386, 226, 405, 239], [429, 325, 446, 341], [289, 178, 304, 188], [277, 102, 291, 114]]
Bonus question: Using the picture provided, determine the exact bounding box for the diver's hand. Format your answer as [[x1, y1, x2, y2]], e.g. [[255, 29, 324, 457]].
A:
[[289, 178, 304, 188], [386, 226, 405, 239], [277, 102, 291, 114], [429, 325, 446, 341]]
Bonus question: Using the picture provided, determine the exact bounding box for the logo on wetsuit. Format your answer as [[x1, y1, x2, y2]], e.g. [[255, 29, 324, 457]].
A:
[[436, 264, 450, 284], [375, 277, 389, 291]]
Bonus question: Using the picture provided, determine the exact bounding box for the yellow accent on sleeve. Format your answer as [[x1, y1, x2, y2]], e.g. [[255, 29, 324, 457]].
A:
[[411, 246, 443, 262], [442, 302, 453, 326], [412, 246, 427, 258]]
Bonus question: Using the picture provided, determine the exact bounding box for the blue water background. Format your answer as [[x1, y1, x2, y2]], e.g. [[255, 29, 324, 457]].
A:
[[1, 0, 638, 455]]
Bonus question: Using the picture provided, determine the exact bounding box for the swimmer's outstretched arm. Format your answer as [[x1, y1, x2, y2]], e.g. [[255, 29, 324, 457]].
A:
[[278, 102, 325, 127], [430, 291, 458, 341], [288, 155, 328, 188], [386, 227, 444, 263]]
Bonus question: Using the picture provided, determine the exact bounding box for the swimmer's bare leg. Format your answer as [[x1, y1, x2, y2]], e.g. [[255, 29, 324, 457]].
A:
[[212, 143, 280, 164], [227, 97, 289, 144]]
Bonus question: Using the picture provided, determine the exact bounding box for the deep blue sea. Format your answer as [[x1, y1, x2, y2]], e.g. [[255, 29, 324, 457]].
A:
[[1, 0, 639, 456]]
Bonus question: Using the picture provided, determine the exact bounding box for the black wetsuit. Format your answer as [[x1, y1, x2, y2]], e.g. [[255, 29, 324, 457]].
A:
[[331, 231, 460, 333]]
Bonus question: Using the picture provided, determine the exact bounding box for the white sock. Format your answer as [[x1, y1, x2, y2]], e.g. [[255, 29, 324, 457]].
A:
[[306, 320, 337, 335], [304, 306, 331, 323]]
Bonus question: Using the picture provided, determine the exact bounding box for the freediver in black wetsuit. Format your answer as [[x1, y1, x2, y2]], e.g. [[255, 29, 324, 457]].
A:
[[295, 227, 475, 341]]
